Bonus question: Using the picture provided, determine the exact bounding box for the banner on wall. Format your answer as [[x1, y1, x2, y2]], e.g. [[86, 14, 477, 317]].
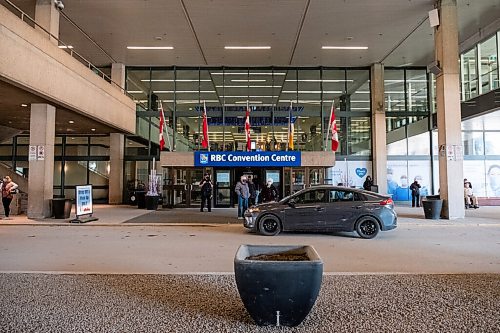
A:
[[194, 151, 301, 167], [329, 161, 372, 188], [387, 160, 432, 201]]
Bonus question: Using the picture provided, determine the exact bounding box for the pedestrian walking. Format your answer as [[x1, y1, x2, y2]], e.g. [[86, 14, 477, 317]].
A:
[[1, 176, 18, 220]]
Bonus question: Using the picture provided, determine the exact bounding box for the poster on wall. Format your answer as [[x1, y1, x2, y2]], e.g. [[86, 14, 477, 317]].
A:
[[329, 161, 372, 189], [387, 160, 432, 201], [75, 184, 93, 216]]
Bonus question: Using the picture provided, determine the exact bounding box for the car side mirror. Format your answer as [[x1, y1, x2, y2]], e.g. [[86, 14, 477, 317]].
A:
[[288, 198, 296, 207]]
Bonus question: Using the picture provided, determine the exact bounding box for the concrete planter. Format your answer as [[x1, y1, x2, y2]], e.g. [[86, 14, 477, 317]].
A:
[[234, 244, 323, 327]]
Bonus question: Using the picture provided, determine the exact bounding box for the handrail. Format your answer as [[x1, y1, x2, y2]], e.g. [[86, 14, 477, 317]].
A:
[[1, 0, 139, 102]]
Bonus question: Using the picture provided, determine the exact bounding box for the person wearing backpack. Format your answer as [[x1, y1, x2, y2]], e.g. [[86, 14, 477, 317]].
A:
[[199, 173, 213, 212], [1, 176, 19, 220]]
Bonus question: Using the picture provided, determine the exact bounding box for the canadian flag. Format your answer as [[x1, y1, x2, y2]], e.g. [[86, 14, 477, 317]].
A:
[[201, 101, 209, 149], [328, 102, 339, 152], [159, 106, 165, 151], [245, 103, 251, 151]]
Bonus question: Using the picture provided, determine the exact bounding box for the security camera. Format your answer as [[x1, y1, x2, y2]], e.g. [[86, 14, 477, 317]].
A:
[[54, 0, 64, 11]]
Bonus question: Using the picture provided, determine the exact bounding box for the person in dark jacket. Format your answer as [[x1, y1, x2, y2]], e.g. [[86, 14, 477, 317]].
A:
[[248, 177, 257, 206], [261, 178, 278, 203], [235, 176, 250, 219], [199, 173, 213, 212], [410, 179, 421, 207], [363, 176, 373, 191]]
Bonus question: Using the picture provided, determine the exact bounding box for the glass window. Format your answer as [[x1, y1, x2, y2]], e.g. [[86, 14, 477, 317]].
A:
[[295, 189, 326, 204], [485, 132, 500, 155], [90, 136, 110, 156], [349, 117, 371, 155], [328, 190, 353, 202], [406, 70, 428, 112], [64, 161, 88, 186], [461, 47, 478, 100], [348, 70, 370, 112], [65, 137, 88, 156], [478, 35, 498, 94], [385, 70, 405, 112], [407, 132, 430, 155], [462, 132, 484, 156]]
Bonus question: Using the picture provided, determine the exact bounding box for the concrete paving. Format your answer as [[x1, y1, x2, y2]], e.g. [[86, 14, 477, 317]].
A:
[[0, 204, 499, 274]]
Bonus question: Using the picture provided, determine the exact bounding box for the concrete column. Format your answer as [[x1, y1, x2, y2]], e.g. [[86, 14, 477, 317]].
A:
[[35, 0, 60, 45], [111, 63, 126, 92], [28, 103, 55, 218], [435, 0, 464, 219], [109, 133, 124, 204], [370, 63, 388, 194]]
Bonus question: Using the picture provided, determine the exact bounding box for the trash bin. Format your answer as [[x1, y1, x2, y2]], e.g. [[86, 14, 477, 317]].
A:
[[422, 195, 443, 219], [51, 198, 72, 219], [136, 190, 146, 209]]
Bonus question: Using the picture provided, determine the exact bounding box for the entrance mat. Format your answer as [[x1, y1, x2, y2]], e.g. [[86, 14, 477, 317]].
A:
[[1, 273, 498, 332], [123, 208, 241, 224]]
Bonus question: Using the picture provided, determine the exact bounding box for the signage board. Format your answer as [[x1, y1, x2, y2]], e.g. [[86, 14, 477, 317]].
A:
[[75, 184, 93, 217], [195, 151, 301, 167]]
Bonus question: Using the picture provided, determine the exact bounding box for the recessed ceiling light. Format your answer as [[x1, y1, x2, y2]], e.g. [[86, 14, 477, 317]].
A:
[[322, 46, 368, 50], [127, 46, 174, 50], [21, 104, 28, 107], [224, 46, 271, 50], [69, 120, 74, 124], [91, 128, 96, 131], [58, 45, 73, 49]]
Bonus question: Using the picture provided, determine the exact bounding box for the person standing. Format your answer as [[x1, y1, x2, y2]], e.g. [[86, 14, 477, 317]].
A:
[[410, 178, 421, 208], [363, 176, 373, 191], [1, 176, 19, 220], [247, 176, 256, 206], [261, 178, 279, 203], [199, 173, 213, 212], [235, 175, 250, 219]]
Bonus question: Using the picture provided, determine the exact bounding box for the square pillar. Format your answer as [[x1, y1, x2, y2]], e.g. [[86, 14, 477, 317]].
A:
[[370, 63, 388, 194], [35, 0, 60, 45], [109, 133, 124, 204], [28, 103, 55, 218], [111, 63, 126, 92], [435, 0, 465, 219]]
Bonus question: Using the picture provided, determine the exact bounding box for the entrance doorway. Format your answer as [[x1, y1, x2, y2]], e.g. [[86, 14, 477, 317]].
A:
[[162, 168, 204, 208]]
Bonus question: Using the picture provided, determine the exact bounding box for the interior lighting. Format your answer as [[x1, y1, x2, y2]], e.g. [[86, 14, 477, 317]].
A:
[[211, 72, 286, 75], [235, 101, 263, 104], [231, 79, 266, 82], [21, 104, 28, 107], [127, 46, 174, 50], [153, 90, 216, 93], [322, 46, 368, 50], [91, 128, 96, 131], [68, 120, 74, 124], [140, 79, 211, 82], [285, 79, 353, 83], [224, 46, 271, 50], [58, 45, 73, 49], [216, 85, 281, 88], [127, 91, 143, 94]]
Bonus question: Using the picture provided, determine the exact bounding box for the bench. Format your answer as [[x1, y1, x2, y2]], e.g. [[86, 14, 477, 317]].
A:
[[477, 197, 500, 206]]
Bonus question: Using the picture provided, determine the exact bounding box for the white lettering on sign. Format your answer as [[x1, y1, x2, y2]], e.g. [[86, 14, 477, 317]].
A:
[[210, 154, 227, 162], [271, 154, 296, 162]]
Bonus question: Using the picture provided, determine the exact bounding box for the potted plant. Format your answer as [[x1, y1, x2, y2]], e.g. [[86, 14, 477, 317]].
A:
[[234, 244, 323, 327], [145, 164, 160, 210]]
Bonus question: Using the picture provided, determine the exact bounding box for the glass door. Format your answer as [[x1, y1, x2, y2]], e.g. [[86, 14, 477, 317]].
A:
[[214, 169, 231, 207], [162, 168, 205, 208]]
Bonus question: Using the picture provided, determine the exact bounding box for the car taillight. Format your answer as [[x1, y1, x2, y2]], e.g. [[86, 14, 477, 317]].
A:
[[380, 198, 393, 206]]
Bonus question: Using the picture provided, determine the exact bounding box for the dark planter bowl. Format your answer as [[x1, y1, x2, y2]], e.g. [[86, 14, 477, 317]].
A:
[[234, 244, 323, 327], [145, 195, 159, 210]]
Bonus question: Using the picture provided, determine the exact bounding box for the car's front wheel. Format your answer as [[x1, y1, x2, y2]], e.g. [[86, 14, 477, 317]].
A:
[[355, 216, 380, 239], [258, 215, 282, 236]]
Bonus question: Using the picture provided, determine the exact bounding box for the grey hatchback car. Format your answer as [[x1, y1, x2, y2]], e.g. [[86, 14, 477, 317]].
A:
[[243, 185, 397, 239]]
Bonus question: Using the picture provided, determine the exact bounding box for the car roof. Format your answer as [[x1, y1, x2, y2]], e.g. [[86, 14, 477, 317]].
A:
[[292, 185, 389, 198]]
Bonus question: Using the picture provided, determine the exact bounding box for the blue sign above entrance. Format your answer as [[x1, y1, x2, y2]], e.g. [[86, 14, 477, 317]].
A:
[[194, 151, 301, 167]]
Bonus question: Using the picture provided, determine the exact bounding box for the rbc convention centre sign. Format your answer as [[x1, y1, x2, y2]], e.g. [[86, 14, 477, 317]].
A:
[[194, 151, 301, 167]]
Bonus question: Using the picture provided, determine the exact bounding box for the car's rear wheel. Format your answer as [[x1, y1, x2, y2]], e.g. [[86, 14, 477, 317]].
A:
[[355, 216, 380, 239], [258, 215, 282, 236]]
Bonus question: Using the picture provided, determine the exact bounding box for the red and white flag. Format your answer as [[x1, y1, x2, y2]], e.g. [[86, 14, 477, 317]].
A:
[[201, 101, 209, 150], [158, 100, 171, 151], [159, 105, 165, 151], [245, 102, 251, 151], [327, 101, 339, 152]]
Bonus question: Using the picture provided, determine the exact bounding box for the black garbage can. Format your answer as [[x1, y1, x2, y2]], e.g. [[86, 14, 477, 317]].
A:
[[422, 195, 443, 219], [51, 198, 72, 219], [136, 190, 146, 209]]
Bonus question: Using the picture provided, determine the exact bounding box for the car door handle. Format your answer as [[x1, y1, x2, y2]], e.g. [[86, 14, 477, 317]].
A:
[[352, 205, 362, 209]]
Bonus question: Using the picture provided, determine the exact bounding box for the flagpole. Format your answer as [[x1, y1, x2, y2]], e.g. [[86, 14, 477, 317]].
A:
[[204, 100, 210, 152], [159, 101, 172, 152], [287, 101, 292, 151], [324, 99, 335, 151]]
